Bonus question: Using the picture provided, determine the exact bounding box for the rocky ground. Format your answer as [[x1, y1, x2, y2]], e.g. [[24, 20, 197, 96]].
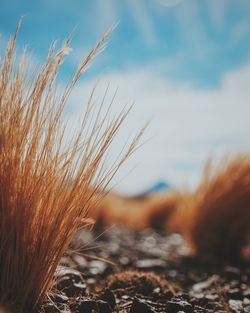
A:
[[42, 226, 250, 313]]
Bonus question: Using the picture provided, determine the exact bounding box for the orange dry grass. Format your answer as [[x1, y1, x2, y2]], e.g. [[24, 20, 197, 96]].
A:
[[93, 154, 250, 261], [0, 23, 142, 313], [91, 192, 153, 228], [143, 191, 187, 231], [92, 190, 185, 230], [152, 156, 250, 261], [185, 155, 250, 260]]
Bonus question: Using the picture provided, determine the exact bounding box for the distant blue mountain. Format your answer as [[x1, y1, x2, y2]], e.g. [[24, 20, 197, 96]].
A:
[[135, 181, 171, 198], [145, 181, 171, 194]]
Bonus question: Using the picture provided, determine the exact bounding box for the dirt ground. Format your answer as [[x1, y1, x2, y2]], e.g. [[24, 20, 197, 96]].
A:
[[42, 226, 250, 313]]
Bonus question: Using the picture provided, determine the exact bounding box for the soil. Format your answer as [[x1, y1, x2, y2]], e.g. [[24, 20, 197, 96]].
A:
[[42, 226, 250, 313]]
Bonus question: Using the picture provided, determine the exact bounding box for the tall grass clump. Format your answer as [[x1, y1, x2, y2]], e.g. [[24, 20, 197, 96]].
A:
[[0, 21, 142, 313], [186, 155, 250, 260]]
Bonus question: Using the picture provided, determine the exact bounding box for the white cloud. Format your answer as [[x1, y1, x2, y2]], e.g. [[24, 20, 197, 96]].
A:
[[175, 2, 215, 60], [127, 0, 159, 46], [206, 0, 229, 32], [65, 63, 250, 194], [231, 19, 250, 45], [91, 0, 120, 35]]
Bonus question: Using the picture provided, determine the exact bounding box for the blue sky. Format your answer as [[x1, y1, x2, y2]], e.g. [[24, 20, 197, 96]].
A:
[[1, 0, 250, 193], [1, 0, 250, 86]]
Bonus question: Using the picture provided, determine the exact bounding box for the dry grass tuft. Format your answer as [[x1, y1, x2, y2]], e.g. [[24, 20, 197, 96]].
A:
[[143, 155, 250, 261], [106, 270, 174, 297], [185, 155, 250, 260], [0, 21, 142, 313], [91, 191, 184, 230], [91, 192, 155, 229], [144, 191, 187, 231], [93, 154, 250, 262]]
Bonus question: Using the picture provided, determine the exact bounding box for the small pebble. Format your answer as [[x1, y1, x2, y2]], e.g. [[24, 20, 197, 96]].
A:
[[167, 300, 193, 313], [224, 266, 241, 280], [136, 259, 166, 269], [227, 288, 242, 300], [99, 289, 116, 309], [129, 298, 154, 313], [97, 300, 112, 313], [78, 299, 97, 311], [229, 299, 243, 313], [89, 260, 107, 275], [244, 288, 250, 299]]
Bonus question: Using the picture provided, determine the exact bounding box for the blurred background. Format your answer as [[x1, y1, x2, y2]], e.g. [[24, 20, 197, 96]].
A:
[[1, 0, 250, 194]]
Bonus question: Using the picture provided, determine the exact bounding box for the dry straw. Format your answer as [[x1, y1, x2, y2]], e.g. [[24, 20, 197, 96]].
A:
[[0, 20, 143, 313], [187, 155, 250, 260]]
